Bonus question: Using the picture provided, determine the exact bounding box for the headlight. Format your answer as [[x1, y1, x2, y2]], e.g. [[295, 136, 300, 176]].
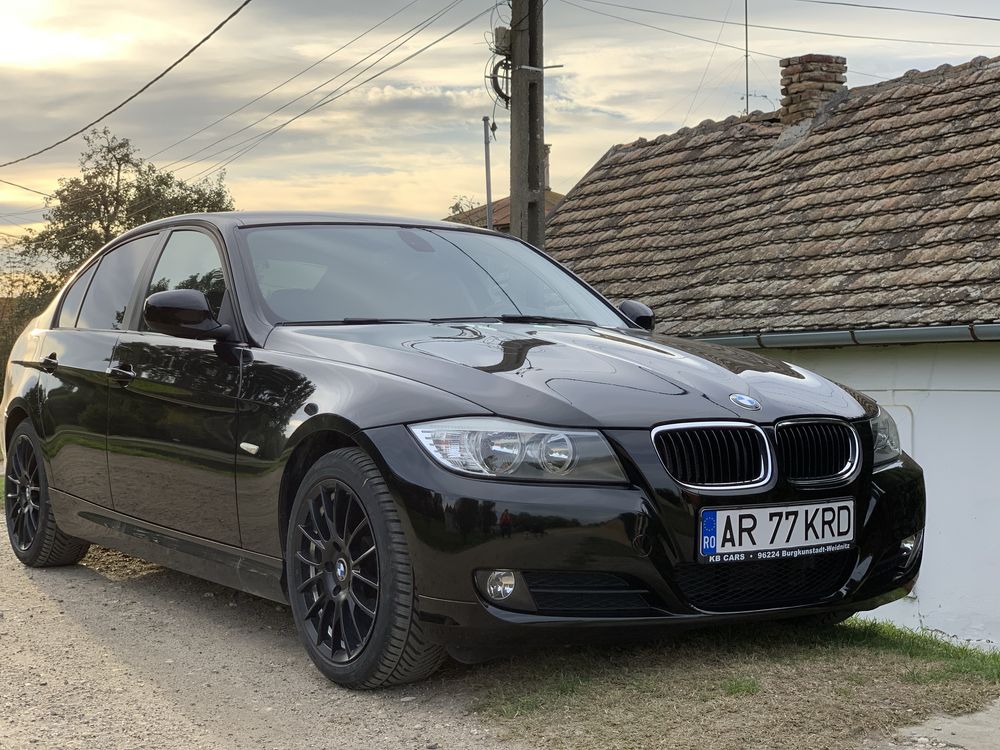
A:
[[408, 418, 627, 482], [870, 408, 901, 466]]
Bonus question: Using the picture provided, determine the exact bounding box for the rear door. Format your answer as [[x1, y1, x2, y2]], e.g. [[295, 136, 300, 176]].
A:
[[37, 233, 160, 507], [106, 228, 242, 545]]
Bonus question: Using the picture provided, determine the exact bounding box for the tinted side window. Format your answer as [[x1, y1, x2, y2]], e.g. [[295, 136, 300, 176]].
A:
[[57, 264, 96, 328], [77, 234, 158, 331], [146, 230, 226, 319]]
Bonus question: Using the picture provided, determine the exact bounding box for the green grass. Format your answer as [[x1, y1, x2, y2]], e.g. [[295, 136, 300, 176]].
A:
[[721, 676, 761, 696], [473, 669, 592, 718], [801, 619, 1000, 682], [469, 619, 1000, 750]]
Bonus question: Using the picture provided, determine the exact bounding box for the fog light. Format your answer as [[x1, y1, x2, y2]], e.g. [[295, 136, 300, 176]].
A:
[[485, 569, 516, 600], [900, 531, 923, 569]]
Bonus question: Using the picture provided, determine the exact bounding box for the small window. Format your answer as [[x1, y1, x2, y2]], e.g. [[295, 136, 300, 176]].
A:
[[145, 230, 226, 320], [57, 264, 96, 328], [77, 234, 158, 331]]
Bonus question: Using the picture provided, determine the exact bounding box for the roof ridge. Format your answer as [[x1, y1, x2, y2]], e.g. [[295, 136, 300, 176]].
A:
[[546, 51, 1000, 337], [850, 54, 1000, 95], [611, 54, 1000, 158], [617, 110, 781, 153]]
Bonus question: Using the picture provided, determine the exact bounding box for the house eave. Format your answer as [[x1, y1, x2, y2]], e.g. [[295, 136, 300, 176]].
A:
[[698, 324, 1000, 349]]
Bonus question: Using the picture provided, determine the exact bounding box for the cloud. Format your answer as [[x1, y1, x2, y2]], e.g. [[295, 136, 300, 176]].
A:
[[0, 0, 995, 223]]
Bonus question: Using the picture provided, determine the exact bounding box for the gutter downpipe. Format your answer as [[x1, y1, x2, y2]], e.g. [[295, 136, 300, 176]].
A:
[[699, 324, 1000, 349]]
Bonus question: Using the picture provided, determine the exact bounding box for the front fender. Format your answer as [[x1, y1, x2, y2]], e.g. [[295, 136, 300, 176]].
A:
[[234, 347, 491, 556]]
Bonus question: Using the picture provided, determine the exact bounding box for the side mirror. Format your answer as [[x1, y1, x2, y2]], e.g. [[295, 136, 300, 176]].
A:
[[618, 299, 655, 331], [144, 289, 231, 340]]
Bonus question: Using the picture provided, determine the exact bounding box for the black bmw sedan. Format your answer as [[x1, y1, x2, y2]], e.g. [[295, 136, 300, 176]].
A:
[[2, 212, 924, 688]]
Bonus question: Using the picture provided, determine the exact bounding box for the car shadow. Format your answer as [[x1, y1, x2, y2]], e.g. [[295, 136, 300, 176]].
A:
[[11, 544, 914, 750], [9, 545, 538, 716]]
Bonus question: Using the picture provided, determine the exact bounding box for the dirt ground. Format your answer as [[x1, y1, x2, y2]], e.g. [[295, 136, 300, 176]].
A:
[[2, 544, 998, 750], [0, 544, 525, 750]]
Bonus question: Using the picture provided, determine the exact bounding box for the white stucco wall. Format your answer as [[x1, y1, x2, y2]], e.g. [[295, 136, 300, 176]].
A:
[[764, 342, 1000, 648]]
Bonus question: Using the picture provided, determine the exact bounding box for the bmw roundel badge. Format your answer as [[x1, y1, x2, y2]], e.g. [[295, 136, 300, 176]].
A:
[[730, 393, 761, 411]]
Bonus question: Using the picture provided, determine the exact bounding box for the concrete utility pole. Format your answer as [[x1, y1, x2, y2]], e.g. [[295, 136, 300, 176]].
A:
[[482, 116, 494, 231], [509, 0, 545, 248]]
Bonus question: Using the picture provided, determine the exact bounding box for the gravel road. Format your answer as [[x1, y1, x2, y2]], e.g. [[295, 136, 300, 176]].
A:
[[0, 544, 523, 750]]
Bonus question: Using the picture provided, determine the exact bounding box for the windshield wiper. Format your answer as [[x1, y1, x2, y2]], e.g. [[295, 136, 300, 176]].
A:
[[279, 318, 429, 326], [428, 316, 502, 323], [429, 314, 596, 326], [497, 314, 596, 326], [281, 315, 598, 327]]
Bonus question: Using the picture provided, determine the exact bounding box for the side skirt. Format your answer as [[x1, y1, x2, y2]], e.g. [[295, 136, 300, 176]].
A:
[[49, 488, 288, 604]]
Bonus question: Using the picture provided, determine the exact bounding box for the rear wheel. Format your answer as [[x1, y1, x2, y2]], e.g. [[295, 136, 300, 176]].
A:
[[285, 447, 445, 688], [4, 421, 90, 566]]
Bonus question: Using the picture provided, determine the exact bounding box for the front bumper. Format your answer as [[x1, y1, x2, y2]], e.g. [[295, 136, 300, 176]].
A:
[[363, 424, 926, 647]]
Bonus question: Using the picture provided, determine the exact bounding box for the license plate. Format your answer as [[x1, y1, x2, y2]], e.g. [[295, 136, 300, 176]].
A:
[[699, 499, 855, 563]]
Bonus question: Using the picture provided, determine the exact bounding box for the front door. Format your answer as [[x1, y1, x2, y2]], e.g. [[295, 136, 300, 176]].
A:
[[106, 228, 241, 545]]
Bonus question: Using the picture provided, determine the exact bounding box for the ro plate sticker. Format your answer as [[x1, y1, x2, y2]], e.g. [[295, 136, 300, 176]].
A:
[[701, 509, 718, 556]]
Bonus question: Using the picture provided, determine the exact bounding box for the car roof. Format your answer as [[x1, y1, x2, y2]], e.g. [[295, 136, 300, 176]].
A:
[[117, 210, 496, 241]]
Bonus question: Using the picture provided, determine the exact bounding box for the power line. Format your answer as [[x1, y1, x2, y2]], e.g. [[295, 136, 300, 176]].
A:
[[791, 0, 1000, 23], [185, 4, 495, 182], [1, 191, 175, 248], [0, 178, 53, 198], [0, 0, 438, 206], [748, 51, 777, 107], [0, 0, 254, 170], [0, 206, 46, 220], [0, 218, 34, 231], [561, 0, 782, 59], [564, 0, 906, 83], [575, 0, 1000, 49], [163, 0, 464, 173], [5, 4, 493, 253], [683, 0, 735, 127], [149, 0, 422, 160], [165, 0, 462, 175], [0, 0, 428, 201]]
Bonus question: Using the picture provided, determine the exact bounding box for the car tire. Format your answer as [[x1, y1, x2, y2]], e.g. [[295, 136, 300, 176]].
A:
[[285, 447, 445, 688], [4, 421, 91, 567]]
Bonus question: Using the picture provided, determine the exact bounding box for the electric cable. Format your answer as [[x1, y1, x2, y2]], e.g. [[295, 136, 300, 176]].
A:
[[0, 0, 255, 169]]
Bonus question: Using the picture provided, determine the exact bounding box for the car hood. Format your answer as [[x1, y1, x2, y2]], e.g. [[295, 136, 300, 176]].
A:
[[266, 323, 868, 429]]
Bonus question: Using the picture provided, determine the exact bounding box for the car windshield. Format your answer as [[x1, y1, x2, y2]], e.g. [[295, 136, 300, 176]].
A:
[[241, 224, 627, 327]]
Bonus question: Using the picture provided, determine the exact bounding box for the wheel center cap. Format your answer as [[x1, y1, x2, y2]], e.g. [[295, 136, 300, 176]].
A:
[[334, 558, 349, 582]]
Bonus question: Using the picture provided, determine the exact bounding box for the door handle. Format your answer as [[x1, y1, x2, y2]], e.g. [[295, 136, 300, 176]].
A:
[[39, 353, 58, 373], [107, 364, 136, 385]]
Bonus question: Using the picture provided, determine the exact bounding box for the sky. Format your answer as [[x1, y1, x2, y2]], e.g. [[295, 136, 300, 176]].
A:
[[1, 0, 999, 232]]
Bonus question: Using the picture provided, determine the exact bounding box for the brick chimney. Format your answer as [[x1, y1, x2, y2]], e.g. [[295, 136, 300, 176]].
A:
[[779, 54, 847, 125]]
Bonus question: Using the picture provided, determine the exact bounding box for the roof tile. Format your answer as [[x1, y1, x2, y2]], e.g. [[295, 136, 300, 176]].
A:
[[547, 54, 1000, 336]]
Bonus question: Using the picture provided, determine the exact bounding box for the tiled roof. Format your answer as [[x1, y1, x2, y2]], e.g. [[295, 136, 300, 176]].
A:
[[546, 55, 1000, 338], [444, 190, 565, 230]]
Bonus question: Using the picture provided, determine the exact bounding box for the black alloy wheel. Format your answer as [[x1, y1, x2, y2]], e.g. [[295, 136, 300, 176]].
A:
[[294, 479, 380, 663], [5, 433, 40, 551], [286, 447, 445, 688], [4, 421, 90, 567]]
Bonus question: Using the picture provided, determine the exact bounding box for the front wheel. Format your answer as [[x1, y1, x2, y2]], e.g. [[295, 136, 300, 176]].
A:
[[4, 421, 90, 567], [285, 447, 445, 688]]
